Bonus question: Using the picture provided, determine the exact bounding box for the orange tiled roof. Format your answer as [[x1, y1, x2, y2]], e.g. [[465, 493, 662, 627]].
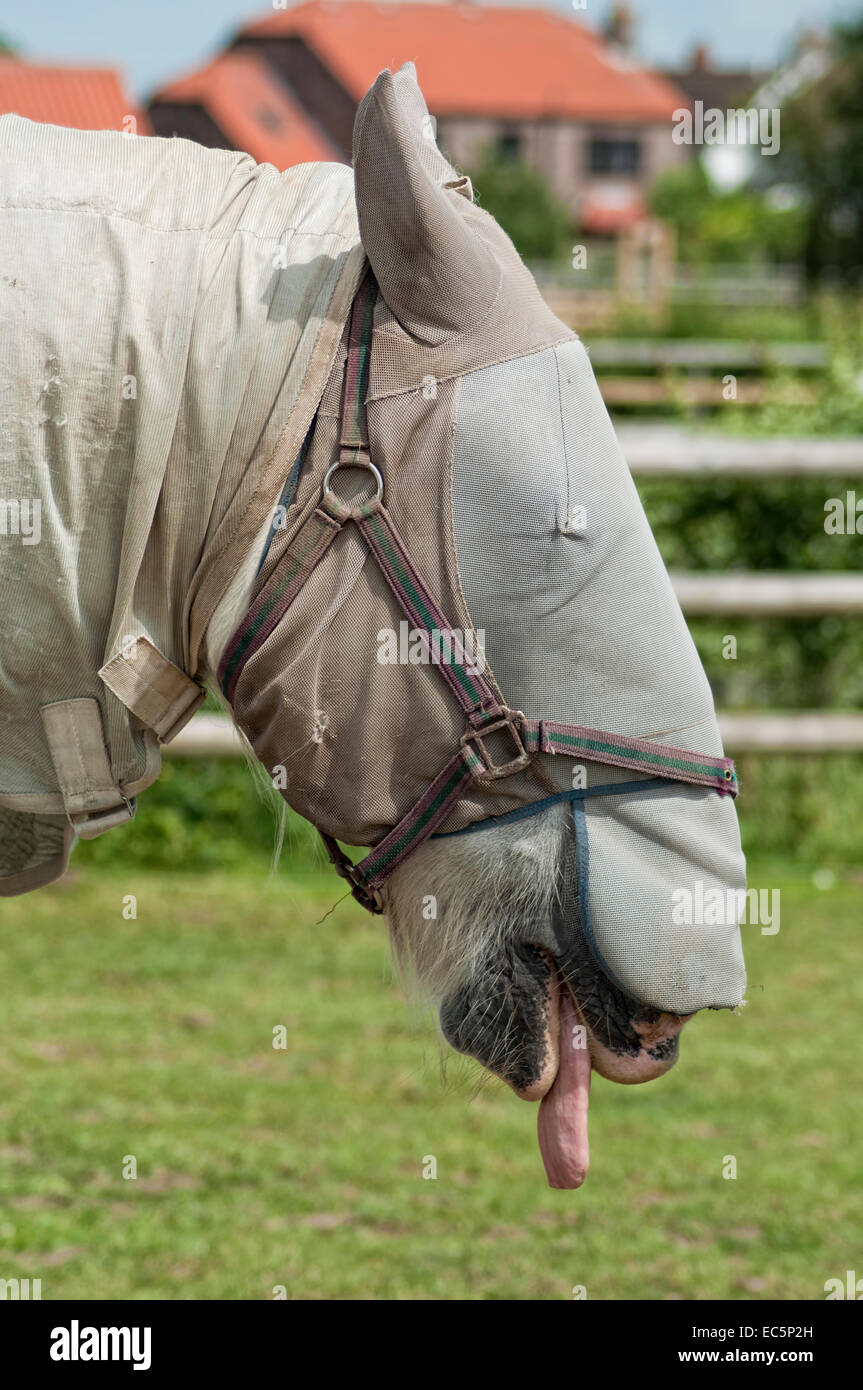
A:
[[241, 1, 686, 122], [0, 59, 149, 132], [155, 52, 343, 166]]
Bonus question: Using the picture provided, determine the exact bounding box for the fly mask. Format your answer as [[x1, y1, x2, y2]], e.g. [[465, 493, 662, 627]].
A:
[[216, 62, 745, 1023], [221, 270, 738, 923]]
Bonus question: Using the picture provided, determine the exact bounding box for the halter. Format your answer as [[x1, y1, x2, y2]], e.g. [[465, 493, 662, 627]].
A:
[[219, 271, 738, 914]]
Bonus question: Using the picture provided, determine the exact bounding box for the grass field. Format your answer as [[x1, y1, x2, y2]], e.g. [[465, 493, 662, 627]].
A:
[[0, 858, 860, 1300]]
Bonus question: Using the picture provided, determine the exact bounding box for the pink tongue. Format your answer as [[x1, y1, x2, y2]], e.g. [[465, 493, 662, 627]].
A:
[[537, 987, 591, 1189]]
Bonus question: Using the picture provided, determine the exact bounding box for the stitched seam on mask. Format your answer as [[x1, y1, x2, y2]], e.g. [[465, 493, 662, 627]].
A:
[[444, 374, 508, 712]]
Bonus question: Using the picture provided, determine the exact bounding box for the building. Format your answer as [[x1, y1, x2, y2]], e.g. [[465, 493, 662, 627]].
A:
[[665, 34, 832, 193], [149, 1, 691, 235], [666, 43, 768, 115], [150, 51, 341, 166], [0, 56, 149, 133]]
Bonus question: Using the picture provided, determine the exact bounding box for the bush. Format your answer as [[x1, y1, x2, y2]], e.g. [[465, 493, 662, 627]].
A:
[[649, 160, 807, 264], [75, 757, 324, 874], [468, 146, 574, 263]]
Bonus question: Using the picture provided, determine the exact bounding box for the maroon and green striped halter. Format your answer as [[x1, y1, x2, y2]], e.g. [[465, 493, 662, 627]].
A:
[[219, 271, 738, 913]]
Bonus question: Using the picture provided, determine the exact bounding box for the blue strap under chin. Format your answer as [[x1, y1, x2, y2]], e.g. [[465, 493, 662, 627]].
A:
[[434, 777, 668, 1002], [431, 775, 673, 838]]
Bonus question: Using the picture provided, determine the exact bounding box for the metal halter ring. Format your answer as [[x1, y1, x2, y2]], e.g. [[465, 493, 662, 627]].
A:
[[322, 459, 385, 505]]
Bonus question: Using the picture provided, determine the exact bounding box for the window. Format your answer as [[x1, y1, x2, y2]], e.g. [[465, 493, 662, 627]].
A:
[[497, 129, 521, 162], [256, 105, 285, 135], [588, 135, 641, 176]]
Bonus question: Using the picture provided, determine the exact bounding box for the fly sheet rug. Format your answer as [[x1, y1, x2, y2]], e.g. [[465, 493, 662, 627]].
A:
[[0, 113, 365, 893]]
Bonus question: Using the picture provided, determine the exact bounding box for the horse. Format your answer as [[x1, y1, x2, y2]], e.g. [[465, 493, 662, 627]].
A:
[[0, 65, 746, 1186]]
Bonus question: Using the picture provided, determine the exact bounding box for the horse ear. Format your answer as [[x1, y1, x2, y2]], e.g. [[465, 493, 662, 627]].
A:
[[352, 63, 499, 345]]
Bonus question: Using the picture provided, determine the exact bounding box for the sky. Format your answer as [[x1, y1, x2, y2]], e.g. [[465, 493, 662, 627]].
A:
[[1, 0, 861, 100]]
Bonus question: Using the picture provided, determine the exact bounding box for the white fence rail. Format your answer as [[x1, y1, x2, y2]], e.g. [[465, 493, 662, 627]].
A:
[[167, 714, 247, 758], [165, 712, 863, 758], [718, 713, 863, 753], [670, 572, 863, 615], [589, 340, 828, 369], [531, 262, 804, 308], [619, 428, 863, 477]]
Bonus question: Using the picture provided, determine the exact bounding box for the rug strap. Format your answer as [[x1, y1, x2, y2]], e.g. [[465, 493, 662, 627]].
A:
[[41, 698, 136, 840], [100, 636, 205, 743]]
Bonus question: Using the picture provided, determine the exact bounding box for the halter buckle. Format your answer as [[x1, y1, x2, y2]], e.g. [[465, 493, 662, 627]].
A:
[[347, 879, 385, 914], [319, 831, 385, 914], [460, 709, 532, 781]]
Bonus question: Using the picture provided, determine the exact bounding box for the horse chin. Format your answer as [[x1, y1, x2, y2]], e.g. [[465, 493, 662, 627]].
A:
[[439, 945, 689, 1101], [583, 1000, 690, 1084], [425, 880, 696, 1190], [549, 951, 691, 1089], [438, 943, 560, 1100]]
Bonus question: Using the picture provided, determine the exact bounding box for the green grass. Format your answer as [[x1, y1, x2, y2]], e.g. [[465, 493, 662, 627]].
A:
[[0, 860, 859, 1300]]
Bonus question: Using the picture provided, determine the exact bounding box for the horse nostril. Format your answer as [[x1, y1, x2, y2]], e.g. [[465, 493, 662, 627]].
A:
[[634, 1010, 690, 1043]]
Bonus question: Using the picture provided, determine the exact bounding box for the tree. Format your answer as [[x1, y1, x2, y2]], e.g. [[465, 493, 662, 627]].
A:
[[467, 145, 574, 263], [780, 19, 863, 286]]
